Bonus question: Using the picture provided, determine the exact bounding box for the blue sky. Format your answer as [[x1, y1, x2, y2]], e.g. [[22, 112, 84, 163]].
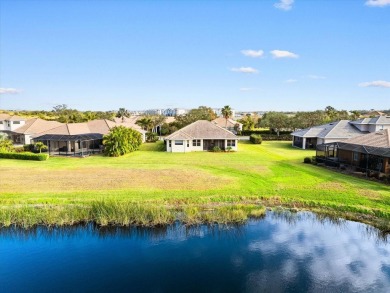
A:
[[0, 0, 389, 111]]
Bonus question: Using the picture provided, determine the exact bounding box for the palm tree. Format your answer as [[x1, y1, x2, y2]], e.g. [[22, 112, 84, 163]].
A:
[[35, 142, 48, 153], [221, 105, 233, 128], [136, 117, 153, 132], [116, 108, 130, 122]]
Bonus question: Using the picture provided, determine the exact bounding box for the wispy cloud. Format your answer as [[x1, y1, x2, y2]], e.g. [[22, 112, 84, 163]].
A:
[[240, 87, 255, 91], [0, 88, 21, 94], [358, 80, 390, 88], [365, 0, 390, 7], [241, 50, 264, 58], [285, 79, 298, 83], [230, 67, 259, 74], [308, 75, 326, 80], [274, 0, 294, 11], [270, 50, 299, 59]]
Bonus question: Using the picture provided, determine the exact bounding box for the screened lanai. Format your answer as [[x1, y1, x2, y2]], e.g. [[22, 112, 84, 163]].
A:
[[33, 133, 103, 156], [316, 131, 390, 175]]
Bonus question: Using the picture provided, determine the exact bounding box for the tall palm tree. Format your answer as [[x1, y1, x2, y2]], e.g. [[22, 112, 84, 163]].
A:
[[221, 105, 233, 128], [116, 108, 130, 122], [136, 117, 153, 132]]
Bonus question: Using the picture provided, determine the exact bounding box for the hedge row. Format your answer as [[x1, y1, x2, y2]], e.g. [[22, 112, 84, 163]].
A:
[[261, 134, 292, 141], [0, 152, 49, 161], [250, 134, 262, 144], [241, 130, 292, 136]]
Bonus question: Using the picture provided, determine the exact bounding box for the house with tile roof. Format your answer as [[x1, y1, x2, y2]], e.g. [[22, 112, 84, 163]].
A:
[[11, 118, 63, 144], [165, 120, 238, 152], [212, 117, 243, 134], [291, 120, 364, 149], [32, 119, 146, 156], [316, 129, 390, 175], [0, 114, 27, 133]]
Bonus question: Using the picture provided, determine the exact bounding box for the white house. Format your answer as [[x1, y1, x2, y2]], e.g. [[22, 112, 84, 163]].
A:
[[349, 116, 390, 133], [0, 114, 27, 133], [165, 120, 238, 153]]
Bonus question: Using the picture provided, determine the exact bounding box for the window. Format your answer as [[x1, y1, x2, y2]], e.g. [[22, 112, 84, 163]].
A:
[[193, 139, 201, 146], [0, 121, 3, 124], [353, 152, 359, 161], [169, 140, 172, 147], [227, 140, 236, 147], [175, 140, 183, 145], [13, 121, 20, 124], [187, 141, 189, 147]]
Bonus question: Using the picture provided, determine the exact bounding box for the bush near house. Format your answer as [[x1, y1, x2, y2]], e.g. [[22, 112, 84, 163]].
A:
[[304, 157, 312, 164], [146, 132, 159, 143], [103, 126, 143, 157], [250, 134, 263, 144], [0, 152, 49, 161]]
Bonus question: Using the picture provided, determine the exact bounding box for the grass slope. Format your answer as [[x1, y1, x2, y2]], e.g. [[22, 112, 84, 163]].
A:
[[1, 141, 389, 229]]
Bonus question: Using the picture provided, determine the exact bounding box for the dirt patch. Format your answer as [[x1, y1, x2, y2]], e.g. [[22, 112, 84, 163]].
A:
[[316, 182, 347, 191], [0, 167, 233, 193]]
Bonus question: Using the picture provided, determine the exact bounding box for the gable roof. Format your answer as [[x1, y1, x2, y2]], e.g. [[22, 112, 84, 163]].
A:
[[334, 129, 390, 158], [292, 120, 363, 139], [350, 116, 390, 125], [0, 114, 26, 121], [12, 118, 63, 134], [212, 117, 242, 128], [32, 119, 146, 140], [165, 120, 237, 140], [340, 129, 390, 148]]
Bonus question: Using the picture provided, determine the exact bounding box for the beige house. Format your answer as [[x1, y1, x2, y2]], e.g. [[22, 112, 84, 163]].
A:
[[212, 117, 243, 134], [33, 119, 146, 156], [165, 120, 238, 153]]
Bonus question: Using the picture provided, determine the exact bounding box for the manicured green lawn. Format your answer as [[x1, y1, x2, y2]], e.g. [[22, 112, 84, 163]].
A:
[[1, 141, 389, 228]]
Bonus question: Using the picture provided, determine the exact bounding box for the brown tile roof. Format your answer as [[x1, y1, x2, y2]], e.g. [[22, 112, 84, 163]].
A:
[[165, 120, 237, 140], [0, 114, 26, 121], [212, 117, 242, 128], [12, 118, 63, 134], [32, 119, 146, 138]]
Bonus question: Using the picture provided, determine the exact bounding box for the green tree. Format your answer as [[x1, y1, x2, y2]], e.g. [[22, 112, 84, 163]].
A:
[[116, 108, 130, 122], [221, 105, 233, 128], [350, 110, 361, 121], [103, 126, 142, 157], [260, 112, 289, 136], [238, 114, 256, 130], [136, 117, 154, 132], [0, 135, 14, 152], [34, 142, 48, 153]]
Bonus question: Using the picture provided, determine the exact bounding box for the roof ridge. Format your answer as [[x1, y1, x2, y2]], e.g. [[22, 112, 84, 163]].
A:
[[322, 120, 342, 138], [23, 118, 39, 133], [66, 124, 71, 135]]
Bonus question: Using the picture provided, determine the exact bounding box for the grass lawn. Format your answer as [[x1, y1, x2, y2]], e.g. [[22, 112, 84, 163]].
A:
[[1, 141, 389, 229]]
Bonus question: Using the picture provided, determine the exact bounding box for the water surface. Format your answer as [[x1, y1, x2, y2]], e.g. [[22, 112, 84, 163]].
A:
[[1, 211, 389, 292]]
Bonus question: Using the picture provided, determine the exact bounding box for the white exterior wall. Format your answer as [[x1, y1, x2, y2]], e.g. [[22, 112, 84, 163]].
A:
[[0, 120, 26, 131], [166, 139, 238, 153]]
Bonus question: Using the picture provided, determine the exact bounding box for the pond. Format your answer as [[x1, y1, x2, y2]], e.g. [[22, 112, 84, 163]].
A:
[[1, 211, 389, 293]]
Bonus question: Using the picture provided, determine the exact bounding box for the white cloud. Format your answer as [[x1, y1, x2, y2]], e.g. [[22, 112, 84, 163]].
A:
[[241, 50, 264, 58], [274, 0, 294, 11], [308, 75, 326, 80], [230, 67, 259, 74], [285, 79, 298, 83], [365, 0, 390, 7], [0, 88, 21, 94], [358, 80, 390, 88], [270, 50, 299, 59], [240, 87, 254, 91]]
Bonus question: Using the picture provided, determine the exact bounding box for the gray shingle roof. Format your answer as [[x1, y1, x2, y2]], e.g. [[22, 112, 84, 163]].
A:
[[292, 120, 363, 139], [165, 120, 237, 140], [350, 116, 390, 125], [333, 130, 390, 158]]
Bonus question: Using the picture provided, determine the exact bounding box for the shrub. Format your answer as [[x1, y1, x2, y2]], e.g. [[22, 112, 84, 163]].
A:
[[241, 130, 291, 136], [23, 144, 35, 152], [250, 134, 262, 144], [103, 126, 142, 157], [14, 146, 25, 153], [146, 132, 159, 143], [304, 157, 312, 164], [0, 152, 49, 161], [0, 139, 14, 152], [226, 146, 233, 152], [212, 146, 222, 152]]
